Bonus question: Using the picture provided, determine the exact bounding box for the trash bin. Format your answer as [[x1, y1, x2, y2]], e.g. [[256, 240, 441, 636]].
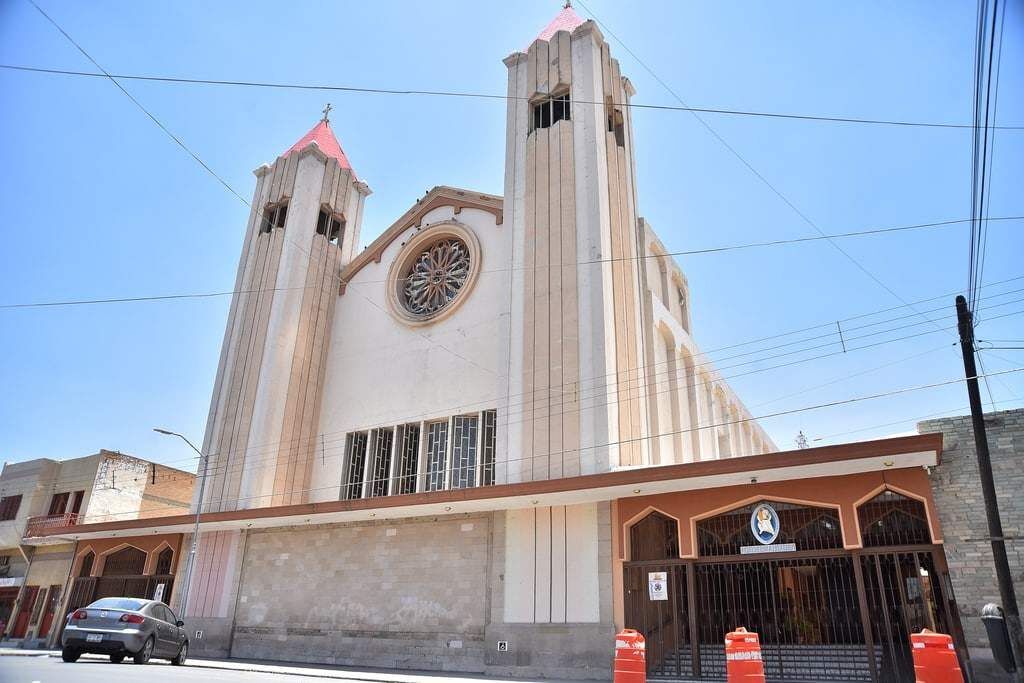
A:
[[981, 603, 1017, 673]]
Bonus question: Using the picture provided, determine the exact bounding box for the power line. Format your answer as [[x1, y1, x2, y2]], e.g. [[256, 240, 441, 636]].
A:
[[6, 216, 1023, 310], [574, 0, 960, 343], [19, 365, 1024, 519], [4, 63, 1023, 131]]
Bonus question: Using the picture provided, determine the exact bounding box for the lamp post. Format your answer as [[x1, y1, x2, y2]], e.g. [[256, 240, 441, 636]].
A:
[[153, 428, 209, 621]]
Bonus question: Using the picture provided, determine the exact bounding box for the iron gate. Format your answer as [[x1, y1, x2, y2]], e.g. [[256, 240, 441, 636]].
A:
[[624, 548, 964, 682]]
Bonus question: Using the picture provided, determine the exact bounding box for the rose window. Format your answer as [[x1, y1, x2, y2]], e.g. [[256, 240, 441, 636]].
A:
[[402, 238, 472, 316]]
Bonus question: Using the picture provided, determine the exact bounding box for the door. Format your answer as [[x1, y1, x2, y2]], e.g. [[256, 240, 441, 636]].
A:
[[37, 584, 62, 640], [47, 492, 70, 516], [11, 586, 38, 638], [150, 604, 177, 656]]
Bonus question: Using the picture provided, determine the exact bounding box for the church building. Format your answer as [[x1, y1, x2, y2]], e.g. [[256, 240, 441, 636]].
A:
[[38, 6, 974, 681]]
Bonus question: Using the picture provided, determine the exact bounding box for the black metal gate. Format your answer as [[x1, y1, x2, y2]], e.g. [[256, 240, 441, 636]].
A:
[[624, 547, 964, 682]]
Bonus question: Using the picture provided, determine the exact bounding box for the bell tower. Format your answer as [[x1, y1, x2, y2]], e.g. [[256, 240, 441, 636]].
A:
[[198, 110, 371, 512], [503, 4, 649, 481]]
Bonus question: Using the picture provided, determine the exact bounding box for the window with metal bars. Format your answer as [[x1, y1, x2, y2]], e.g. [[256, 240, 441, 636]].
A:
[[343, 432, 369, 500], [367, 428, 393, 498], [480, 410, 497, 486], [315, 208, 345, 244], [857, 490, 932, 547], [394, 424, 420, 495], [425, 421, 449, 492], [450, 415, 478, 489], [259, 202, 288, 233], [78, 551, 94, 577], [696, 500, 843, 556], [629, 511, 680, 561], [532, 93, 571, 131], [154, 548, 174, 575], [0, 495, 21, 521]]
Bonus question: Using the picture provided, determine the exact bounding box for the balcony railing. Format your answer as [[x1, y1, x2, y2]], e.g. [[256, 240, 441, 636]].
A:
[[24, 512, 80, 538]]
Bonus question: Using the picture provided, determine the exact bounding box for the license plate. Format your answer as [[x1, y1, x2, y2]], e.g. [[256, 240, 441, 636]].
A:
[[86, 633, 103, 643]]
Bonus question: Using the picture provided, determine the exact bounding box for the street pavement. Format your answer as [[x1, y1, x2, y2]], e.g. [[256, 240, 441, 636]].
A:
[[0, 652, 589, 683], [0, 654, 322, 682]]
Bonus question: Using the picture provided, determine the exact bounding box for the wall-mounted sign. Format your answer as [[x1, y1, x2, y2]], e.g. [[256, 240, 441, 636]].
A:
[[0, 577, 24, 588], [740, 543, 797, 555], [153, 583, 165, 603], [751, 503, 781, 545], [648, 571, 668, 601]]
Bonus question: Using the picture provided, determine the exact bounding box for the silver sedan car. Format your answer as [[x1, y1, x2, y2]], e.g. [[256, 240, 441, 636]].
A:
[[61, 597, 188, 665]]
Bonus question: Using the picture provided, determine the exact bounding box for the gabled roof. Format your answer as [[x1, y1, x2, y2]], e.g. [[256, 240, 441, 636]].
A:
[[284, 120, 356, 177], [535, 3, 585, 43]]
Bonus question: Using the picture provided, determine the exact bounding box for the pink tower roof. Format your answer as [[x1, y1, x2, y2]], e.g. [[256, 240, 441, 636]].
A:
[[285, 119, 356, 177], [535, 3, 585, 43]]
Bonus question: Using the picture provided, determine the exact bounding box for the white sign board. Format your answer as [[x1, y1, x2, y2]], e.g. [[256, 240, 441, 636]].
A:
[[152, 583, 165, 603], [648, 571, 668, 601]]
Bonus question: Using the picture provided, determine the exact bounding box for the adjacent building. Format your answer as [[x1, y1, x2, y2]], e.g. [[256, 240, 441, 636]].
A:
[[0, 449, 194, 647]]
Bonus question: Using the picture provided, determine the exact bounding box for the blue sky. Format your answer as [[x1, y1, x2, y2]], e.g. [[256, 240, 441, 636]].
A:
[[1, 0, 1021, 471]]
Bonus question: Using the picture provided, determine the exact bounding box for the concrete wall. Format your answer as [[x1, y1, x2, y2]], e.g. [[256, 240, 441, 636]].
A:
[[231, 514, 492, 671], [315, 203, 510, 498], [919, 409, 1024, 651]]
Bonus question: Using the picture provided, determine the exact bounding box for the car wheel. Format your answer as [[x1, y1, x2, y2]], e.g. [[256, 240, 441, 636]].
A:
[[132, 636, 154, 665], [110, 653, 126, 664], [171, 640, 188, 666], [61, 647, 80, 663]]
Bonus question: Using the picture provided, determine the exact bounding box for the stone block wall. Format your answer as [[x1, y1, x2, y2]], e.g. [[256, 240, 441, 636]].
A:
[[919, 408, 1024, 649]]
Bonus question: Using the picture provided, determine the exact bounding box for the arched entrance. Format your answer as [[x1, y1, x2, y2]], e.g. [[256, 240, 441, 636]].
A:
[[623, 498, 964, 682]]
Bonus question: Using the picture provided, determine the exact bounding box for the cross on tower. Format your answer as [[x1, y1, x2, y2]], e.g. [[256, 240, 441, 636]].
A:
[[321, 103, 333, 122]]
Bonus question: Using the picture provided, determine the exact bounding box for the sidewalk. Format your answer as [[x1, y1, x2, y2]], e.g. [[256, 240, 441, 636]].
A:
[[0, 648, 590, 683]]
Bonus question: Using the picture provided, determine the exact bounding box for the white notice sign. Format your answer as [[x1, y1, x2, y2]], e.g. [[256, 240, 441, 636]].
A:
[[153, 583, 165, 602], [648, 571, 668, 601]]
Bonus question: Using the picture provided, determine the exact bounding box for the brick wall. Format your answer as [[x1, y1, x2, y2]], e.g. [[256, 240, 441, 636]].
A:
[[919, 408, 1024, 648]]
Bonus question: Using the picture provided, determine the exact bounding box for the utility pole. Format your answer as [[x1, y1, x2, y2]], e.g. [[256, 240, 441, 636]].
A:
[[956, 295, 1023, 673], [154, 428, 210, 623]]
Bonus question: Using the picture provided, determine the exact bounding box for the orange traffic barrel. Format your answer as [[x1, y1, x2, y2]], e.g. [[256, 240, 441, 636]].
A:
[[614, 629, 646, 683], [911, 629, 964, 683], [725, 627, 766, 682]]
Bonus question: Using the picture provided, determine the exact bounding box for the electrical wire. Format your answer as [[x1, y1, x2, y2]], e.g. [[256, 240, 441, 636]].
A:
[[4, 63, 1023, 131]]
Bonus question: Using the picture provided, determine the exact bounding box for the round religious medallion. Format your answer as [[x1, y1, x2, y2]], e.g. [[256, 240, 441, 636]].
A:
[[386, 223, 481, 326], [750, 502, 780, 545]]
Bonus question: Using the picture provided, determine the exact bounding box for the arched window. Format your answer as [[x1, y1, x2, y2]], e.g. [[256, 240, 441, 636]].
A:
[[630, 511, 680, 561], [101, 547, 147, 577], [78, 551, 95, 578], [858, 489, 931, 547], [697, 500, 843, 556], [154, 548, 174, 575]]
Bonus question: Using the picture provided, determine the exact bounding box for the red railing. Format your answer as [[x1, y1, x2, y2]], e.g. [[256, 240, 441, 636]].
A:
[[24, 512, 80, 538]]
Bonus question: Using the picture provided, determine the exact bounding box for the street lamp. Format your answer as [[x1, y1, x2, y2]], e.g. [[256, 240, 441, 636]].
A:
[[153, 428, 210, 622]]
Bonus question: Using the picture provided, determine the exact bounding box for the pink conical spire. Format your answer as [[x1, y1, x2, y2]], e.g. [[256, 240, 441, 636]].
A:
[[284, 118, 356, 177], [534, 2, 585, 43]]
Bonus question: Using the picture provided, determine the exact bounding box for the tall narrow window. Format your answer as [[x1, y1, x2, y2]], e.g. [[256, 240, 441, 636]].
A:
[[154, 548, 174, 575], [315, 208, 345, 245], [260, 202, 288, 233], [425, 421, 449, 492], [607, 98, 625, 147], [451, 415, 479, 489], [70, 490, 85, 515], [78, 551, 95, 577], [481, 410, 497, 486], [343, 432, 369, 500], [532, 93, 571, 131], [367, 428, 394, 498], [395, 424, 420, 495]]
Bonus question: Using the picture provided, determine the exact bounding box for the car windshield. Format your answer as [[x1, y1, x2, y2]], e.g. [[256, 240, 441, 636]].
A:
[[88, 598, 145, 611]]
